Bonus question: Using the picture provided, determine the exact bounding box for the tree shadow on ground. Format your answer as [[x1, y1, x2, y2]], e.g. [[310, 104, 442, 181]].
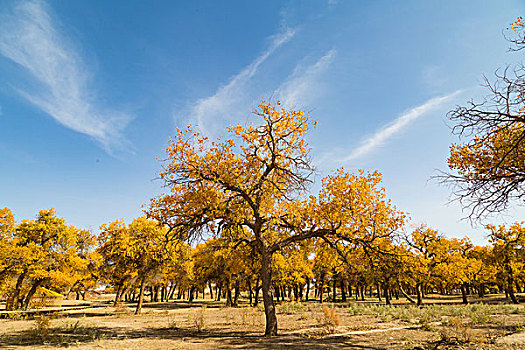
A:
[[135, 325, 393, 350], [0, 322, 391, 349], [0, 324, 122, 348]]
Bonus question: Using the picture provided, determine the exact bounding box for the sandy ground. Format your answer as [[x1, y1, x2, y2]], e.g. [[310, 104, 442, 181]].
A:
[[0, 295, 524, 349]]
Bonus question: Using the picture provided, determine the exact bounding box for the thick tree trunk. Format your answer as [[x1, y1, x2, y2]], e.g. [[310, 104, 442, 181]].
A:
[[189, 286, 195, 302], [507, 281, 519, 304], [384, 282, 391, 305], [23, 279, 43, 308], [460, 283, 468, 304], [261, 250, 277, 336], [10, 271, 26, 310], [135, 276, 146, 314], [377, 283, 382, 302], [416, 283, 423, 306], [341, 279, 346, 302]]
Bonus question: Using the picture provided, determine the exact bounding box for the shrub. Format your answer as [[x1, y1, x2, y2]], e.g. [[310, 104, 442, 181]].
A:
[[193, 306, 206, 332]]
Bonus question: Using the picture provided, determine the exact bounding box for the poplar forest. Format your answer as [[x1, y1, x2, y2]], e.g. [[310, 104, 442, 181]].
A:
[[3, 15, 525, 350]]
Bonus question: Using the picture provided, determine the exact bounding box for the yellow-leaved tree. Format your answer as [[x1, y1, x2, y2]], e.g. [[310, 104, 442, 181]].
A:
[[148, 101, 405, 335]]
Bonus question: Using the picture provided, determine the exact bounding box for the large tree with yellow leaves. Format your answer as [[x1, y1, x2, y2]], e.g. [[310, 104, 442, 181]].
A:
[[149, 101, 404, 335]]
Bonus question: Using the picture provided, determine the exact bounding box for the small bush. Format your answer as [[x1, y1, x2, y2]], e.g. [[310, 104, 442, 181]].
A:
[[31, 315, 51, 339], [440, 317, 472, 344], [317, 305, 340, 333], [193, 306, 206, 332]]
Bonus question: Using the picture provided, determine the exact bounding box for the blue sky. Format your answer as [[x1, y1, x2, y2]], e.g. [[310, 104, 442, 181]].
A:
[[1, 0, 525, 244]]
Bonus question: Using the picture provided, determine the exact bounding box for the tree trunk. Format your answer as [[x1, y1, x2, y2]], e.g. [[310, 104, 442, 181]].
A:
[[189, 286, 195, 302], [305, 277, 310, 301], [10, 271, 26, 310], [319, 273, 325, 303], [398, 284, 416, 304], [332, 278, 337, 302], [254, 277, 260, 306], [416, 283, 423, 306], [341, 279, 347, 302], [478, 283, 485, 298], [248, 279, 253, 306], [384, 282, 391, 305], [23, 279, 43, 308], [233, 279, 240, 307], [507, 282, 519, 304], [460, 283, 468, 304], [114, 282, 124, 306], [516, 280, 522, 293], [377, 283, 382, 302], [208, 281, 214, 300], [226, 279, 233, 307], [135, 276, 146, 314], [261, 250, 277, 336]]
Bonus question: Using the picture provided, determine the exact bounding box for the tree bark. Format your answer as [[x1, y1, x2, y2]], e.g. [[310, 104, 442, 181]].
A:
[[254, 277, 260, 306], [261, 250, 277, 336], [460, 283, 469, 304], [398, 284, 416, 304], [114, 282, 124, 306], [248, 279, 253, 306], [332, 278, 337, 302], [135, 276, 146, 314], [384, 282, 391, 305], [305, 277, 310, 301], [23, 279, 43, 308], [216, 282, 221, 301], [233, 279, 240, 307], [10, 271, 26, 310], [416, 283, 423, 306], [319, 273, 325, 303], [226, 279, 233, 307], [208, 281, 214, 300]]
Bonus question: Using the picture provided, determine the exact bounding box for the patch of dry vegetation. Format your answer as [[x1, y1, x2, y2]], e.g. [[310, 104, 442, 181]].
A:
[[0, 298, 523, 349]]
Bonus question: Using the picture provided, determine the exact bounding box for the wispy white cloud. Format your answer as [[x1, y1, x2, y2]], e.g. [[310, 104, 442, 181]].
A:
[[343, 91, 461, 162], [278, 49, 336, 107], [186, 28, 296, 136], [0, 0, 132, 152]]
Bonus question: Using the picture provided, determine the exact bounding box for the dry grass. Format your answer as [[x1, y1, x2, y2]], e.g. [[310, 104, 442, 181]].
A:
[[0, 294, 523, 349]]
